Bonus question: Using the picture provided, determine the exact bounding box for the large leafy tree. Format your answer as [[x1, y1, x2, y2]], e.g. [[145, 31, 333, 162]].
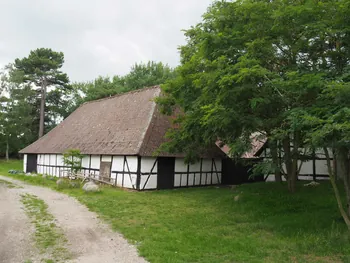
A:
[[12, 48, 70, 138], [158, 0, 350, 194], [76, 61, 175, 103], [300, 69, 350, 229], [0, 66, 35, 159]]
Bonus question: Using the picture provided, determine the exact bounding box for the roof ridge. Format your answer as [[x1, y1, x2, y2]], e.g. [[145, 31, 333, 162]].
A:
[[81, 85, 160, 106], [136, 88, 161, 154]]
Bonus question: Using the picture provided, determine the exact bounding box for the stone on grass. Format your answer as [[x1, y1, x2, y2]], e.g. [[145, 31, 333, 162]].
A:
[[304, 181, 320, 187], [234, 194, 240, 202], [83, 181, 99, 192]]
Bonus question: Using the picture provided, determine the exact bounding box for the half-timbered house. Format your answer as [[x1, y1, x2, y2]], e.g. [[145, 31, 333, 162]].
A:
[[20, 86, 225, 190]]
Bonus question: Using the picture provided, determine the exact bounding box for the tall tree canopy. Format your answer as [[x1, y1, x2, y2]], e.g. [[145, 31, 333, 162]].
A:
[[158, 0, 350, 225], [12, 48, 70, 138], [74, 61, 175, 103], [0, 66, 36, 159]]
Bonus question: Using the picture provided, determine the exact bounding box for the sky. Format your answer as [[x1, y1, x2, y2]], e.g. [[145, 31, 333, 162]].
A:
[[0, 0, 213, 82]]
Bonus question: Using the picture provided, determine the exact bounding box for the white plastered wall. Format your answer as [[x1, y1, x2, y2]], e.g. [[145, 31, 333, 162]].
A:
[[123, 156, 137, 188], [23, 154, 27, 172], [262, 147, 334, 181], [174, 158, 222, 187], [110, 156, 138, 189], [140, 157, 157, 189]]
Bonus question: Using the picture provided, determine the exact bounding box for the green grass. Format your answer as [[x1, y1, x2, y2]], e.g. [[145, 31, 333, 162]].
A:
[[20, 193, 70, 263], [0, 159, 23, 173], [0, 178, 21, 188], [2, 159, 350, 263]]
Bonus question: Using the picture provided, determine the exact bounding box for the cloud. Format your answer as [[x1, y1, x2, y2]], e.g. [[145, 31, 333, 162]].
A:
[[0, 0, 213, 81]]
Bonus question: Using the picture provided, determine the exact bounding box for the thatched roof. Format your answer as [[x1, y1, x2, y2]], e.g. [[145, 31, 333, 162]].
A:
[[20, 86, 224, 158], [216, 132, 267, 159]]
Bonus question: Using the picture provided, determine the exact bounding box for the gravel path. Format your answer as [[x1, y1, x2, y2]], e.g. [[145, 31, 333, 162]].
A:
[[0, 184, 38, 263], [0, 175, 147, 263]]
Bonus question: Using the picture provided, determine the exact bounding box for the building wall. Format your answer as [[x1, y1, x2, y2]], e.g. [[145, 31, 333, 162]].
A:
[[25, 153, 222, 190], [32, 153, 137, 189], [139, 157, 222, 190], [261, 147, 333, 181]]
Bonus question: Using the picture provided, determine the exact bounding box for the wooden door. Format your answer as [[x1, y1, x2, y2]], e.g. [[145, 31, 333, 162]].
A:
[[26, 154, 37, 173], [157, 157, 175, 189], [100, 161, 111, 182]]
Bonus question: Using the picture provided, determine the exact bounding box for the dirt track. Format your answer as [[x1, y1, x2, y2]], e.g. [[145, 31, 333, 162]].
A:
[[0, 175, 147, 263]]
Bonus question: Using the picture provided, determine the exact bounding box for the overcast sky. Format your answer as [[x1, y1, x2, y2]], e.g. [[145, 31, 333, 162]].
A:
[[0, 0, 213, 82]]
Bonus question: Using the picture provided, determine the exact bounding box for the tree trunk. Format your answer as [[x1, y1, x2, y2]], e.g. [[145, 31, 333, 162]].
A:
[[336, 147, 350, 217], [282, 137, 295, 192], [324, 147, 350, 230], [270, 140, 282, 182], [290, 131, 300, 192], [5, 138, 9, 161], [39, 79, 47, 138]]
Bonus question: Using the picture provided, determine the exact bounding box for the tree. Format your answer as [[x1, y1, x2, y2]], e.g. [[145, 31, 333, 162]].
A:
[[0, 66, 35, 159], [75, 61, 175, 103], [63, 149, 84, 175], [300, 71, 350, 229], [12, 48, 70, 138], [124, 61, 175, 90], [158, 0, 350, 195]]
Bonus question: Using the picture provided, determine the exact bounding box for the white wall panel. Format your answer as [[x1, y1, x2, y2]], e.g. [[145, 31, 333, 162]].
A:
[[49, 154, 56, 165], [174, 174, 181, 187], [181, 174, 187, 186], [101, 155, 112, 162], [212, 173, 219, 184], [44, 154, 50, 165], [202, 159, 212, 172], [316, 160, 329, 175], [299, 160, 313, 175], [214, 159, 222, 171], [206, 173, 212, 184], [112, 156, 124, 171], [123, 174, 137, 188], [175, 158, 187, 172], [116, 173, 123, 187], [57, 155, 64, 166], [188, 174, 194, 186], [140, 175, 157, 189], [201, 173, 207, 185], [23, 154, 27, 172], [37, 154, 42, 165], [54, 167, 59, 177], [141, 157, 157, 173], [126, 156, 137, 172], [194, 174, 201, 185], [81, 156, 90, 169], [90, 155, 100, 169], [189, 162, 200, 172]]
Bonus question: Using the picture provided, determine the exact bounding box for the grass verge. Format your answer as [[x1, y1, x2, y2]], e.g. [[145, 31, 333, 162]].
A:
[[0, 178, 21, 188], [20, 193, 70, 263], [2, 159, 350, 263]]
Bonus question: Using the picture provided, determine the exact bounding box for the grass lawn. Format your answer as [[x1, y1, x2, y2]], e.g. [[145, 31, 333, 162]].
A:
[[1, 159, 350, 263]]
